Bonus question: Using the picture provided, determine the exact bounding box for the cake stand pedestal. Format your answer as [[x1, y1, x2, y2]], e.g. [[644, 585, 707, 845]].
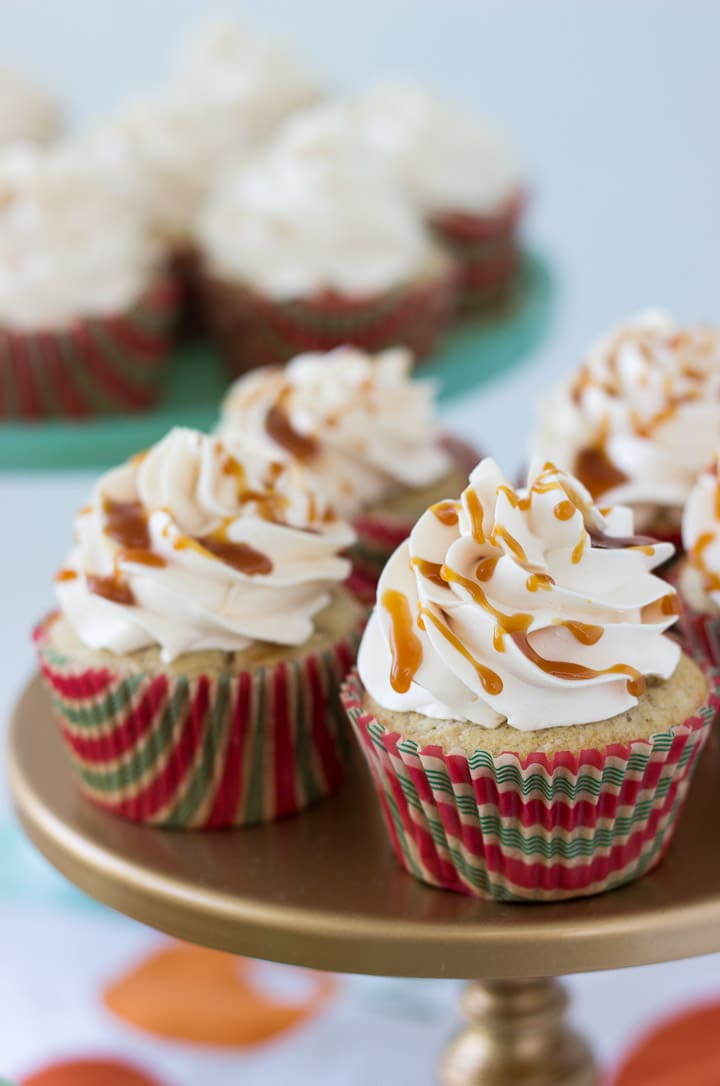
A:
[[9, 677, 720, 1085]]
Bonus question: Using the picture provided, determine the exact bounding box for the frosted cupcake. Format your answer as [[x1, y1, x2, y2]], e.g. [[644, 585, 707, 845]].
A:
[[0, 144, 176, 419], [678, 458, 720, 667], [534, 310, 720, 545], [92, 22, 322, 333], [281, 82, 523, 313], [217, 345, 479, 600], [197, 133, 457, 371], [34, 428, 364, 827], [0, 65, 60, 148], [343, 457, 718, 901]]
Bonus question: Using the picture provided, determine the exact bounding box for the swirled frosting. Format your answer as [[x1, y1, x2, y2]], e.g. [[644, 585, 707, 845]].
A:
[[0, 65, 59, 147], [197, 133, 439, 296], [55, 428, 355, 661], [218, 346, 453, 517], [174, 20, 323, 139], [278, 81, 518, 216], [681, 458, 720, 614], [0, 143, 161, 329], [358, 457, 680, 730], [534, 310, 720, 529]]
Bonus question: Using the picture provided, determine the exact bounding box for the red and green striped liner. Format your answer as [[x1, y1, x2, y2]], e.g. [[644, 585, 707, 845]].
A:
[[0, 275, 178, 420], [430, 191, 525, 314], [347, 435, 481, 606], [342, 667, 720, 902], [34, 617, 360, 828], [203, 260, 458, 377], [677, 597, 720, 672]]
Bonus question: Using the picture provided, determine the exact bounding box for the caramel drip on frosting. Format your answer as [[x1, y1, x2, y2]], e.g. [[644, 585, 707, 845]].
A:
[[265, 402, 319, 462], [431, 500, 460, 527], [464, 488, 485, 543], [419, 606, 503, 696], [556, 620, 604, 645], [554, 500, 576, 521], [510, 631, 646, 697], [176, 528, 274, 576], [490, 525, 527, 564], [476, 557, 500, 581], [103, 498, 150, 551], [86, 573, 136, 606], [575, 446, 628, 501], [55, 568, 78, 582], [526, 573, 554, 591], [382, 589, 423, 693]]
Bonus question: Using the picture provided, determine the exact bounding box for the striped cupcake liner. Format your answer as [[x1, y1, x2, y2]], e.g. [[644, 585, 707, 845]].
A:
[[342, 668, 720, 901], [430, 192, 525, 314], [34, 617, 360, 829], [0, 275, 178, 420], [347, 435, 480, 606], [677, 606, 720, 671], [203, 262, 458, 377]]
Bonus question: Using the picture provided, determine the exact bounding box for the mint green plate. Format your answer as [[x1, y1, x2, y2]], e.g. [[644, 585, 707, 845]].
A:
[[0, 252, 554, 472]]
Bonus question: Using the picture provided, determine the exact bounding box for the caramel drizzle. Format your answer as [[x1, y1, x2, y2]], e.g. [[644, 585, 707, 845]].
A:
[[510, 631, 646, 698], [174, 526, 273, 577], [382, 589, 423, 693], [419, 606, 503, 695], [526, 573, 554, 592], [265, 402, 319, 462], [574, 446, 628, 501], [86, 573, 136, 606], [554, 500, 575, 521], [555, 620, 604, 645], [464, 488, 485, 543], [55, 568, 78, 582], [102, 498, 166, 570], [431, 500, 460, 527], [490, 524, 527, 564], [690, 530, 720, 592]]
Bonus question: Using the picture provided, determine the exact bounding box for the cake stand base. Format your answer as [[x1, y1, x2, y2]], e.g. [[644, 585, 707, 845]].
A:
[[439, 979, 595, 1086]]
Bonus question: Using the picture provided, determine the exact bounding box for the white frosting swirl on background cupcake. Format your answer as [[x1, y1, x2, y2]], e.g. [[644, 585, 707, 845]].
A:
[[278, 81, 519, 216], [0, 143, 161, 329], [56, 428, 355, 661], [174, 20, 323, 139], [358, 458, 679, 730], [0, 65, 59, 148], [534, 310, 720, 527], [218, 346, 453, 517], [681, 458, 720, 614], [197, 134, 441, 297]]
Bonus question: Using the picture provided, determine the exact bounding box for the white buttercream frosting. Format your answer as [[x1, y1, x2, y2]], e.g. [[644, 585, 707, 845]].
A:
[[358, 457, 680, 731], [278, 81, 518, 216], [0, 143, 161, 330], [681, 458, 720, 614], [0, 65, 59, 148], [218, 346, 453, 517], [174, 19, 323, 138], [534, 310, 720, 527], [56, 428, 355, 661], [197, 131, 440, 296]]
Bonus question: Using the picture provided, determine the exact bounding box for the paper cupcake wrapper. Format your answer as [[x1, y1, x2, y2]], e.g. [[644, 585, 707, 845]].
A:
[[0, 275, 178, 420], [34, 618, 360, 829], [676, 605, 720, 672], [430, 192, 525, 313], [347, 436, 481, 606], [204, 264, 458, 377], [342, 668, 720, 901]]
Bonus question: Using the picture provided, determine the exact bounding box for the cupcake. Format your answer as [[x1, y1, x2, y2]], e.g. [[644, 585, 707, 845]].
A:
[[197, 132, 457, 372], [280, 82, 524, 313], [0, 144, 176, 419], [677, 458, 720, 667], [34, 427, 364, 827], [93, 22, 322, 334], [343, 457, 718, 901], [0, 64, 60, 148], [216, 345, 478, 601], [534, 310, 720, 546]]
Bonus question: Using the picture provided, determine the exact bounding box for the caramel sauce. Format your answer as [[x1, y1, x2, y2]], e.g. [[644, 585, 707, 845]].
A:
[[526, 573, 554, 592], [55, 568, 78, 582], [431, 500, 460, 527], [87, 573, 136, 606], [419, 606, 503, 695], [633, 545, 656, 556], [121, 549, 167, 568], [690, 531, 720, 591], [497, 474, 562, 512], [510, 631, 646, 697], [492, 626, 506, 653], [660, 593, 680, 616], [265, 404, 319, 462], [412, 557, 448, 588], [440, 564, 533, 652], [575, 447, 628, 500], [464, 488, 486, 543], [195, 535, 273, 576], [476, 556, 500, 581], [571, 534, 586, 564], [556, 620, 604, 645], [103, 498, 151, 551], [490, 524, 528, 564], [382, 589, 423, 693], [715, 479, 720, 521], [554, 500, 576, 521]]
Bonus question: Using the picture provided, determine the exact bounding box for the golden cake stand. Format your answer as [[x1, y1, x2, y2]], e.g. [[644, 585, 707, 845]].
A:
[[9, 676, 720, 1085]]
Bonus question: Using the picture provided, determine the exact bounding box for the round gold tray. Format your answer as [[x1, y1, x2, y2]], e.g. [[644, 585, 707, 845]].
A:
[[8, 675, 720, 979]]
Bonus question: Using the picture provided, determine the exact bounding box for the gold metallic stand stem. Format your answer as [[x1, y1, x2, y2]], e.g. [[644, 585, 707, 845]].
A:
[[438, 978, 596, 1086]]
